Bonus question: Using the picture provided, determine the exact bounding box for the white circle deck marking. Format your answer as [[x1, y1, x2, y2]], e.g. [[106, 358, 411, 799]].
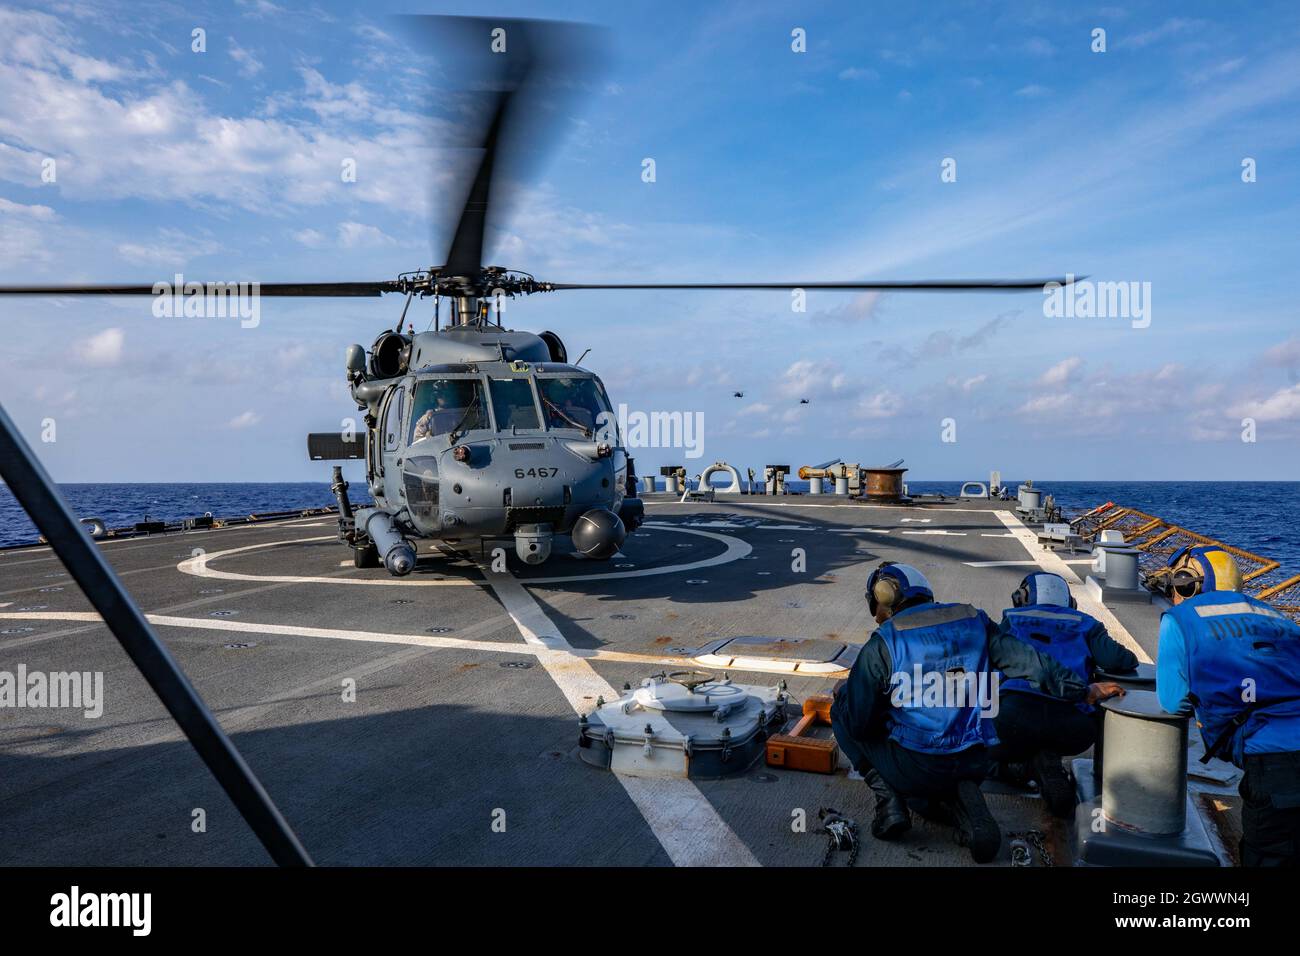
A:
[[177, 525, 750, 588], [177, 537, 477, 587]]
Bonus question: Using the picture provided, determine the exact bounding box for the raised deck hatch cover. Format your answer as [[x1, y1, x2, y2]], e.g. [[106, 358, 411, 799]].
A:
[[693, 636, 859, 675]]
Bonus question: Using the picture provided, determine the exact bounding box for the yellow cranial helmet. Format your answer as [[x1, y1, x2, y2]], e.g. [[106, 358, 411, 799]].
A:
[[1168, 545, 1244, 599]]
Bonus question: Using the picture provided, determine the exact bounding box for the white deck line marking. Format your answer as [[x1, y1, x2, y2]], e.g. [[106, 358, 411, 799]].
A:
[[981, 533, 1015, 538], [0, 611, 506, 653], [993, 511, 1151, 663], [482, 570, 760, 867], [673, 521, 815, 531], [178, 527, 749, 589], [963, 560, 1040, 568], [0, 611, 823, 679], [0, 515, 342, 561], [526, 526, 749, 584], [178, 537, 479, 587], [901, 530, 966, 536]]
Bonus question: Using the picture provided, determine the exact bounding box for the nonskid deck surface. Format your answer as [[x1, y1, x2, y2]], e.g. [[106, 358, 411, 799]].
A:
[[0, 496, 1162, 866]]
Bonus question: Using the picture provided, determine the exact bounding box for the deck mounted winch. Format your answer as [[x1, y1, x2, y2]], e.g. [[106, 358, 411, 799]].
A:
[[578, 671, 787, 779]]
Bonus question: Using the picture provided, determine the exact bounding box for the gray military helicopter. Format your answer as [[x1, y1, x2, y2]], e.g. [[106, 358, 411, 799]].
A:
[[0, 16, 1072, 576]]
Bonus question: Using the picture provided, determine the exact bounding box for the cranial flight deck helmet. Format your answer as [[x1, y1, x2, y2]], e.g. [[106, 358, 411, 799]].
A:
[[1012, 572, 1077, 609], [867, 561, 934, 616], [1166, 545, 1244, 600]]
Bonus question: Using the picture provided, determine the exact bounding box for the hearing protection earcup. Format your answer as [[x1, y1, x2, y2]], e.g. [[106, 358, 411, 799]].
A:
[[1172, 567, 1202, 599], [872, 576, 901, 613]]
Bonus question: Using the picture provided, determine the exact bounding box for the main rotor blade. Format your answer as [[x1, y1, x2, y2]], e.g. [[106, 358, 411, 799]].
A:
[[398, 16, 607, 284], [0, 282, 394, 297], [545, 278, 1079, 291], [442, 91, 507, 279]]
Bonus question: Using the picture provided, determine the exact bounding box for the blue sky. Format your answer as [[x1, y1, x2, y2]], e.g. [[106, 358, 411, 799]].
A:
[[2, 0, 1299, 483]]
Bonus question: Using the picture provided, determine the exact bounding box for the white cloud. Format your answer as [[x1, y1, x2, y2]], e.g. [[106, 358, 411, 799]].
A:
[[1234, 384, 1300, 423], [1117, 18, 1206, 50], [0, 197, 60, 264], [293, 228, 326, 248], [1017, 392, 1071, 416], [74, 327, 125, 366], [1037, 356, 1083, 387], [117, 228, 221, 266], [854, 390, 903, 419], [0, 197, 57, 220], [338, 221, 395, 248], [811, 291, 882, 323], [0, 13, 449, 216], [775, 359, 852, 401], [1262, 337, 1300, 369], [839, 66, 878, 81], [229, 41, 263, 78], [229, 410, 262, 429], [1015, 84, 1050, 98], [1022, 37, 1056, 57]]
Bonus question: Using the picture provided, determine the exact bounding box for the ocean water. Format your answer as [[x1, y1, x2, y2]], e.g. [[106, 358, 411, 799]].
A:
[[1, 480, 1297, 571], [0, 482, 356, 549]]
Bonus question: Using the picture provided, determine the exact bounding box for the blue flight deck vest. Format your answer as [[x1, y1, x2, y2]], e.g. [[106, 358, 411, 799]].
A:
[[879, 602, 998, 754], [1165, 590, 1300, 765], [1000, 605, 1096, 712]]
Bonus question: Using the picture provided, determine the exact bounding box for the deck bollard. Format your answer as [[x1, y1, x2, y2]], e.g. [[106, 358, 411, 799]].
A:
[[1099, 691, 1189, 835]]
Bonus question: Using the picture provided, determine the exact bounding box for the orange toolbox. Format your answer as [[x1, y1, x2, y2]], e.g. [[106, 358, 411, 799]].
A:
[[766, 694, 838, 774]]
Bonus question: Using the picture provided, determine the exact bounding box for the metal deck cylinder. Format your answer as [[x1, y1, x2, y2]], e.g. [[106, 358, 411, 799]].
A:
[[665, 475, 681, 494], [642, 476, 655, 494], [1103, 547, 1140, 589], [808, 476, 823, 494], [862, 467, 907, 502], [1100, 691, 1189, 835], [834, 476, 849, 495]]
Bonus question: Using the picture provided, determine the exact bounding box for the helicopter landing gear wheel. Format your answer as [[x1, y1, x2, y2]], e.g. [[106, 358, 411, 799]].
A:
[[353, 542, 380, 569]]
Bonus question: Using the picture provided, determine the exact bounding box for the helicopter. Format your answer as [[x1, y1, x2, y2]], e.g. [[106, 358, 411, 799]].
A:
[[0, 16, 1075, 576]]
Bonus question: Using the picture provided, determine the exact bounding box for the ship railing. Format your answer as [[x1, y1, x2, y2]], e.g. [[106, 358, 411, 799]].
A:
[[1070, 501, 1293, 621]]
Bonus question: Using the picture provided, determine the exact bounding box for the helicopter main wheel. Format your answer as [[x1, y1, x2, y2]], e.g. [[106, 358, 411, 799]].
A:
[[353, 542, 380, 569]]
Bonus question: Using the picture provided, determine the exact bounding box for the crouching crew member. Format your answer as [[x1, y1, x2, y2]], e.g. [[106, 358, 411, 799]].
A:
[[831, 562, 1121, 863], [1156, 545, 1300, 867], [991, 572, 1137, 817]]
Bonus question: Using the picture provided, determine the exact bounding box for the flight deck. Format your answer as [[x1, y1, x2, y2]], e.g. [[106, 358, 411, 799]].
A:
[[0, 494, 1192, 867]]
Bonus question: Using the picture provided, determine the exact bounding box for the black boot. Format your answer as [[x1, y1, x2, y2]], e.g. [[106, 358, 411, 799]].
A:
[[863, 768, 911, 840], [1031, 751, 1077, 819], [950, 779, 1000, 863]]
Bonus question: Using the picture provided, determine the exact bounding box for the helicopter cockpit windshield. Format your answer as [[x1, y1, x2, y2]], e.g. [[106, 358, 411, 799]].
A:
[[409, 379, 487, 442], [487, 377, 542, 431], [537, 377, 612, 437]]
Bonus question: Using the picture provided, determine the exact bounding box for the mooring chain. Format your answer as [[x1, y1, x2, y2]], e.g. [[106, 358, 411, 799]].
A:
[[818, 808, 860, 867], [1009, 828, 1055, 867]]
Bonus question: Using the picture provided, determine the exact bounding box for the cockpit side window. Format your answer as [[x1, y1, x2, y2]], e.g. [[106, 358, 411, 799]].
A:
[[488, 377, 541, 430], [409, 379, 487, 443], [538, 377, 613, 436]]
